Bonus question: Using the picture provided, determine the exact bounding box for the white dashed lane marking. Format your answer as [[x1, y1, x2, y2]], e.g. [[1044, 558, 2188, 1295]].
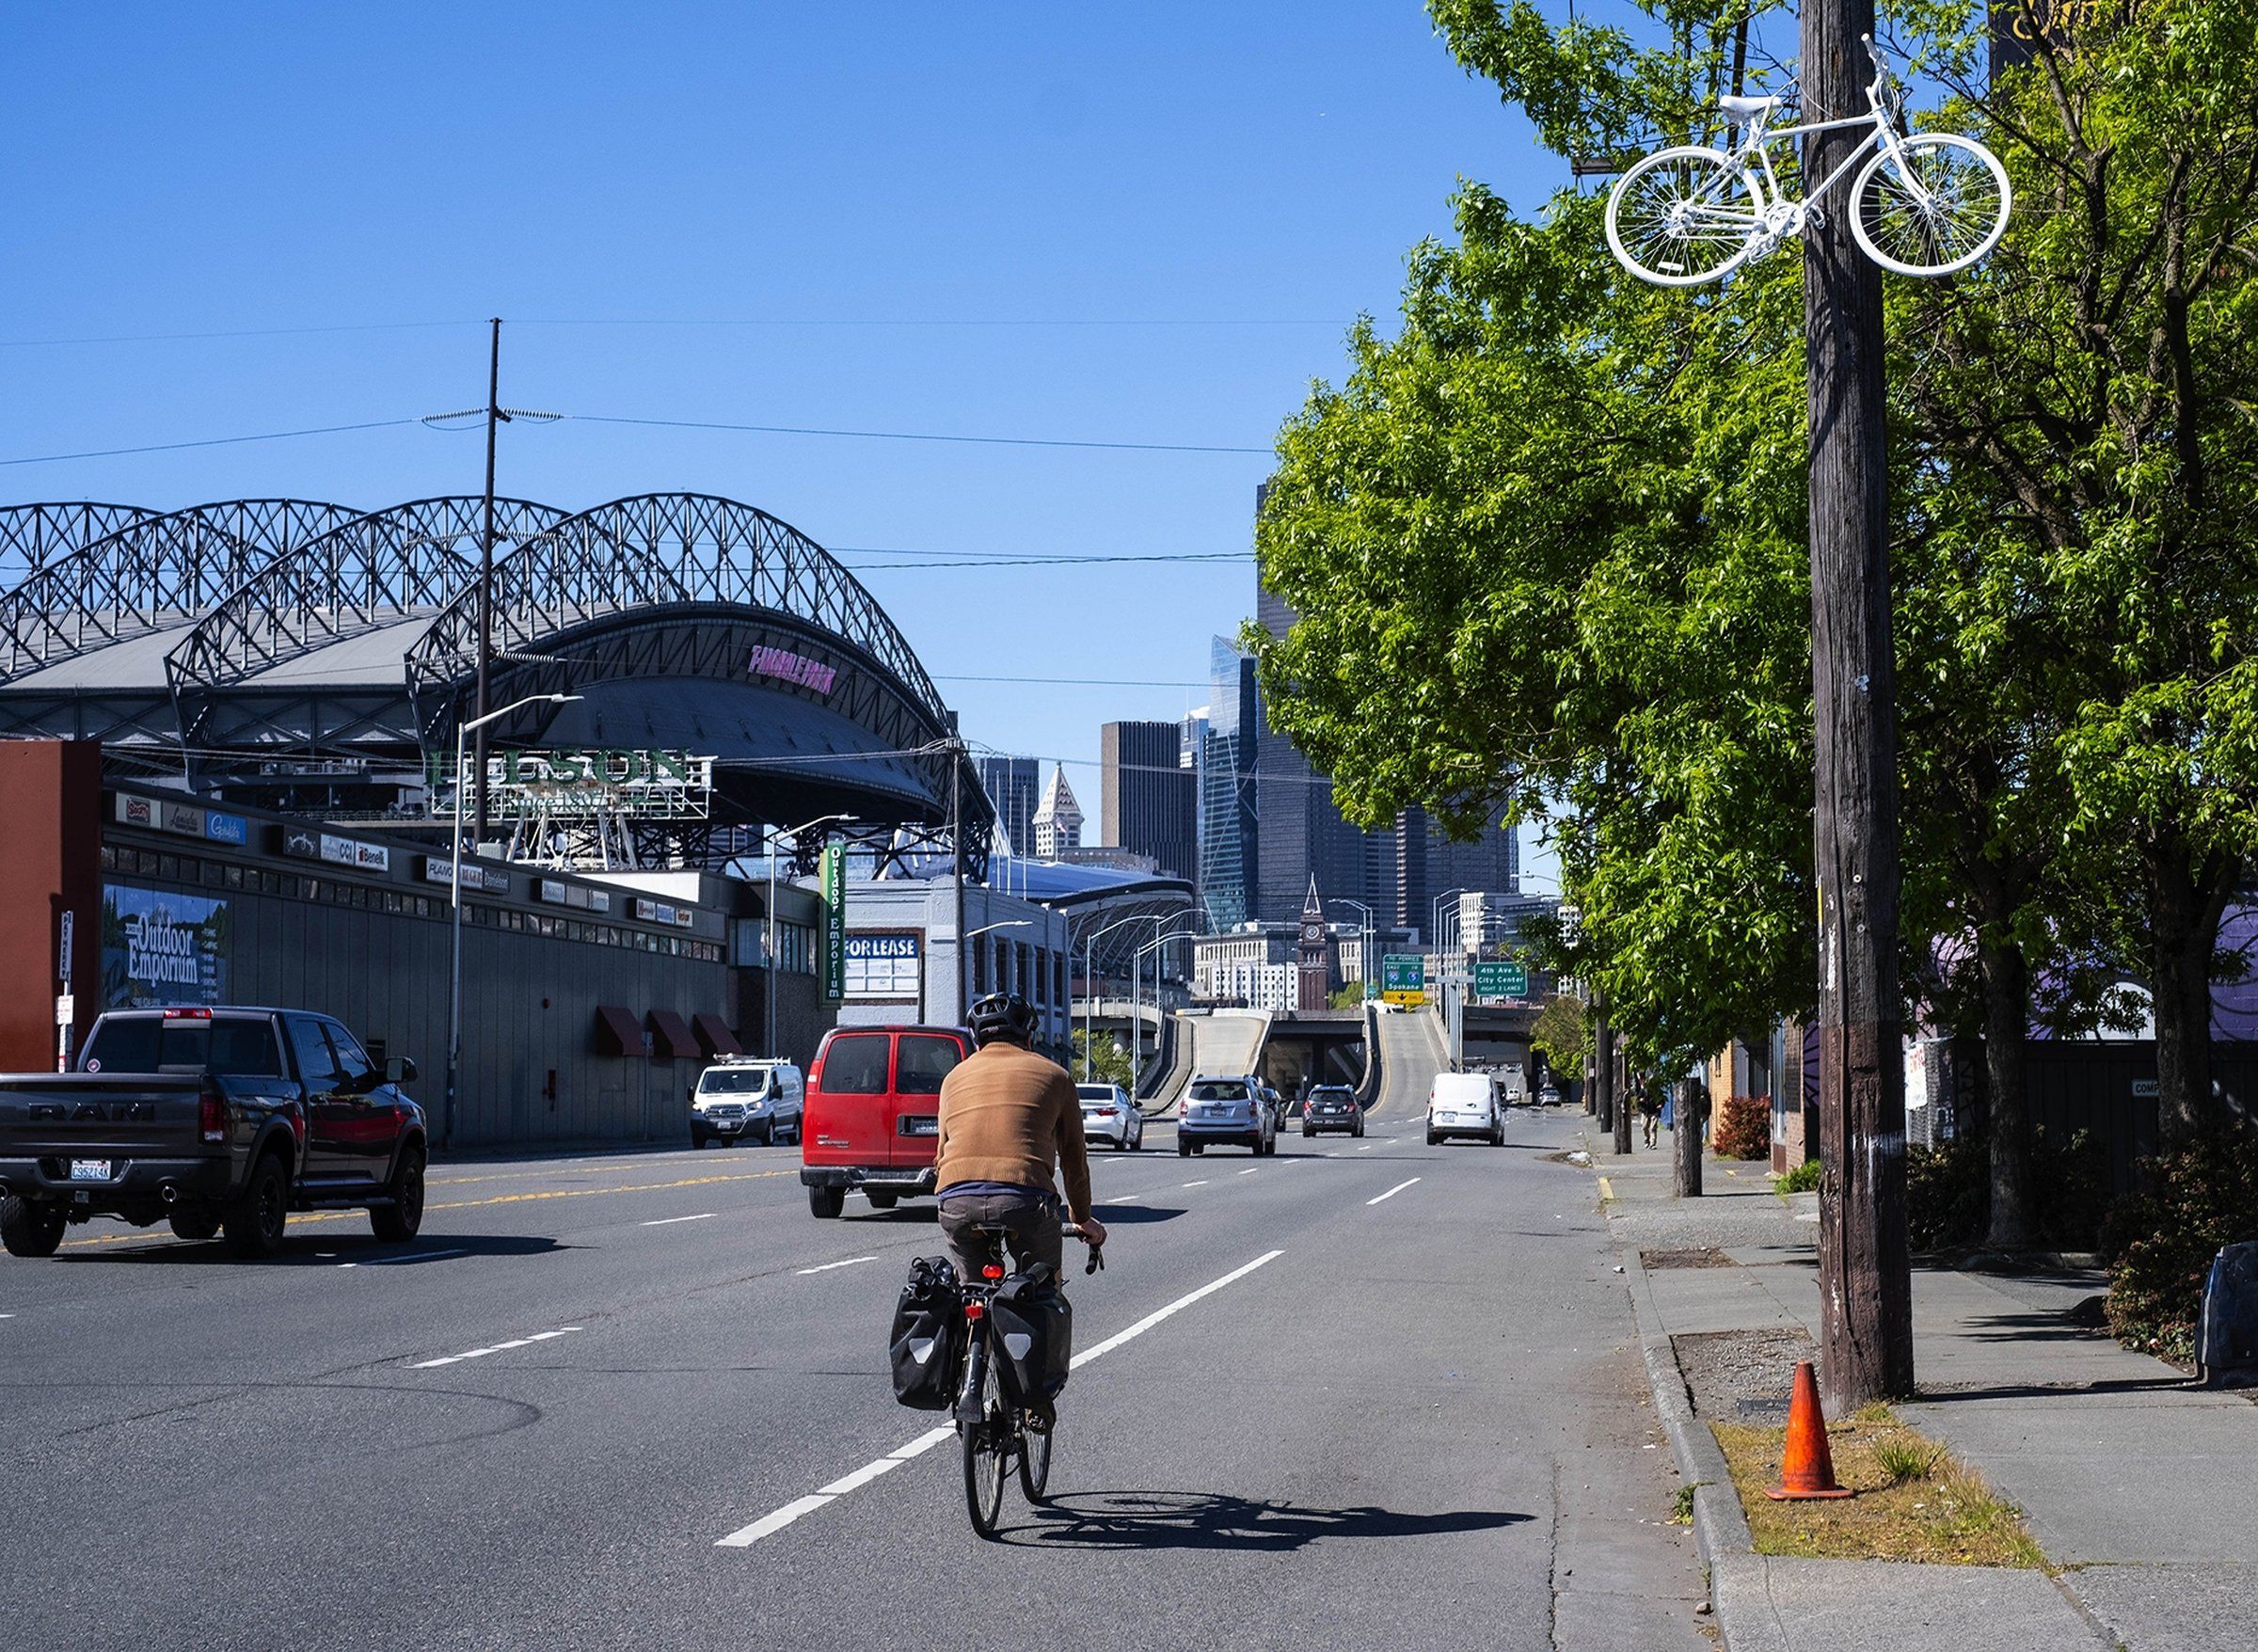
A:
[[1181, 1180, 1208, 1188], [1367, 1178, 1422, 1206], [1237, 1168, 1259, 1175], [410, 1326, 580, 1368], [643, 1213, 717, 1227], [714, 1251, 1284, 1549], [796, 1255, 879, 1276]]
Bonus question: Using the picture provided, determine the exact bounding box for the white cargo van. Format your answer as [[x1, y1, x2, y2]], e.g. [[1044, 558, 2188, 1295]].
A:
[[691, 1057, 804, 1147], [1426, 1071, 1503, 1147]]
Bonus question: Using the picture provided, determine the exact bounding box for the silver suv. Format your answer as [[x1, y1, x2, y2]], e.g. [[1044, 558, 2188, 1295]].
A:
[[1178, 1075, 1277, 1157]]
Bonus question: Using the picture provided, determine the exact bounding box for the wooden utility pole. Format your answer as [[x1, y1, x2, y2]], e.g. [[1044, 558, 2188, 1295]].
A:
[[1614, 1050, 1633, 1156], [1675, 1076, 1703, 1198], [1804, 0, 1913, 1407], [1592, 993, 1615, 1138]]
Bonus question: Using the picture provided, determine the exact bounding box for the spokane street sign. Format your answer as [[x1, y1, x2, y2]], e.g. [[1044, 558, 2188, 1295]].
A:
[[1381, 953, 1427, 1007]]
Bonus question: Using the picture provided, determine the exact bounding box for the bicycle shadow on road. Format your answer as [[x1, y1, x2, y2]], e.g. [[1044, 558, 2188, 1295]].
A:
[[56, 1232, 573, 1267], [1002, 1491, 1530, 1551]]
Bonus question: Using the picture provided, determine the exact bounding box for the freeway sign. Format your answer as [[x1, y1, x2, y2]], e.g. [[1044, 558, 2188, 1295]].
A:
[[1380, 953, 1427, 1007], [1474, 961, 1529, 1001]]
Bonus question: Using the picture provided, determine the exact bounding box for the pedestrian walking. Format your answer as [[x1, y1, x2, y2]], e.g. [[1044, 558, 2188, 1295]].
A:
[[1639, 1078, 1662, 1148]]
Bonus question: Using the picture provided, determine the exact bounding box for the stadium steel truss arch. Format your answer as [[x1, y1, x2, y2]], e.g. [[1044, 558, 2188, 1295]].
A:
[[0, 490, 991, 872]]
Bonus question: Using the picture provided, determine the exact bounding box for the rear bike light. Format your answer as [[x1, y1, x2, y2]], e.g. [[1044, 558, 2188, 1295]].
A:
[[981, 1264, 1004, 1280], [964, 1302, 986, 1322]]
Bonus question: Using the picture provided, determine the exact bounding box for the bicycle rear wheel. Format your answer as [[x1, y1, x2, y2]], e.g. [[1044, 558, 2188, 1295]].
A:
[[1017, 1418, 1053, 1503], [1850, 133, 2011, 277], [1605, 146, 1761, 287], [961, 1351, 1009, 1538]]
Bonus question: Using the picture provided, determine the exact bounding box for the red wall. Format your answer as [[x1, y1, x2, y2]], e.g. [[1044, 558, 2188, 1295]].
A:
[[0, 741, 102, 1071]]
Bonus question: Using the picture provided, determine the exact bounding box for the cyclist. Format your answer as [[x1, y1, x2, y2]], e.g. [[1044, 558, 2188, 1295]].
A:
[[934, 992, 1106, 1286]]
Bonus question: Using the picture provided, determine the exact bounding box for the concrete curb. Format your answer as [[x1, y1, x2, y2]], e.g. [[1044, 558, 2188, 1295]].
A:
[[1619, 1230, 1789, 1652]]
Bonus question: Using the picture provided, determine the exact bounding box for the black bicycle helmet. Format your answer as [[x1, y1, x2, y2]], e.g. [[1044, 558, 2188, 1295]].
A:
[[967, 992, 1037, 1048]]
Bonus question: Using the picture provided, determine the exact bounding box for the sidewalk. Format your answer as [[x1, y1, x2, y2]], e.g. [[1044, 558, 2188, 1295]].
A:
[[1577, 1123, 2258, 1652]]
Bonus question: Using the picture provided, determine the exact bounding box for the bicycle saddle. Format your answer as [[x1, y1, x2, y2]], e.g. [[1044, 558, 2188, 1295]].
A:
[[1718, 94, 1780, 123]]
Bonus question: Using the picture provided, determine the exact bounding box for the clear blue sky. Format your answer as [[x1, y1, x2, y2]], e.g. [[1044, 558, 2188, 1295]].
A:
[[2, 1, 1561, 880]]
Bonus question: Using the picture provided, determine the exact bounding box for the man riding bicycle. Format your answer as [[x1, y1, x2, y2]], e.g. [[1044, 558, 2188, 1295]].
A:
[[935, 993, 1107, 1284]]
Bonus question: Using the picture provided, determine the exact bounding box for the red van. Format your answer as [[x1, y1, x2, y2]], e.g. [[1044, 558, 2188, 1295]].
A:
[[799, 1024, 971, 1218]]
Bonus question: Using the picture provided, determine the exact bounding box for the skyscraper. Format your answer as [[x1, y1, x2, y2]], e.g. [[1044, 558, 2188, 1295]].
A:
[[1031, 766, 1083, 859], [976, 755, 1041, 858], [1100, 721, 1197, 882], [1199, 638, 1260, 929]]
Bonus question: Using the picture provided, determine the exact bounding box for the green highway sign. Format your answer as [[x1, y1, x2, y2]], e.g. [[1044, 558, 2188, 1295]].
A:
[[1380, 953, 1426, 1006], [1474, 961, 1529, 1000]]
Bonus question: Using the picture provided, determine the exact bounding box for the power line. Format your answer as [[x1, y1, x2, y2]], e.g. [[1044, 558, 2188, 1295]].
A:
[[839, 551, 1251, 570], [570, 413, 1268, 456], [934, 674, 1210, 688], [0, 418, 424, 468], [0, 322, 477, 349]]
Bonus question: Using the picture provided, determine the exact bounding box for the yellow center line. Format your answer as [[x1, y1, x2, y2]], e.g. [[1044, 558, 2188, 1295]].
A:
[[58, 1168, 795, 1248]]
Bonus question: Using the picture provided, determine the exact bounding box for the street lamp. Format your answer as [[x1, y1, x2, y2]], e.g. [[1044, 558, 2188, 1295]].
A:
[[962, 918, 1032, 1016], [1081, 912, 1166, 1080], [763, 813, 857, 1059], [445, 691, 580, 1151], [1328, 897, 1375, 1001], [1131, 916, 1201, 1092]]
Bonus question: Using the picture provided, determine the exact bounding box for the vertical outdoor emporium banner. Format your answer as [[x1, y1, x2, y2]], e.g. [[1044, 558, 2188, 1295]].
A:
[[101, 884, 231, 1009], [819, 844, 846, 1003]]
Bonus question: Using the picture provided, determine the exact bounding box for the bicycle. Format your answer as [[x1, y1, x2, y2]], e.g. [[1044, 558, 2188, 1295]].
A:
[[953, 1218, 1104, 1539], [1606, 35, 2010, 287]]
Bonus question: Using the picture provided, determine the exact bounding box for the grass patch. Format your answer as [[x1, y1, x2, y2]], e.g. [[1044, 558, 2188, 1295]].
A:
[[1710, 1409, 2044, 1568], [1672, 1483, 1696, 1524], [1774, 1159, 1821, 1195]]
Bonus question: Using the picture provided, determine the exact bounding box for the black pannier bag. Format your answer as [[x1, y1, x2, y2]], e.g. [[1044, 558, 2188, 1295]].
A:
[[889, 1256, 963, 1410], [990, 1270, 1073, 1404]]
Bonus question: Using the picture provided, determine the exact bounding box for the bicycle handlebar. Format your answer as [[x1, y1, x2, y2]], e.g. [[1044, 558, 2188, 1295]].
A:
[[1060, 1221, 1106, 1274]]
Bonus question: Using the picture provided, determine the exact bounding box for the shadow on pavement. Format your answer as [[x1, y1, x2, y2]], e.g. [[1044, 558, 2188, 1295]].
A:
[[1916, 1376, 2189, 1403], [1081, 1202, 1185, 1225], [59, 1232, 572, 1267], [1004, 1491, 1530, 1551]]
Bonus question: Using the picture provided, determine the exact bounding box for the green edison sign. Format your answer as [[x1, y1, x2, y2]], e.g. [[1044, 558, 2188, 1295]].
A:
[[819, 844, 845, 1002], [1474, 961, 1530, 1001]]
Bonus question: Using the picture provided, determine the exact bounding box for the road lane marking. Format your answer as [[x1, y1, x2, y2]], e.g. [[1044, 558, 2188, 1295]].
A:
[[1357, 1144, 1374, 1152], [410, 1326, 580, 1369], [1182, 1180, 1208, 1187], [715, 1251, 1283, 1550], [1367, 1178, 1422, 1206], [643, 1213, 717, 1227], [1237, 1168, 1258, 1175], [61, 1170, 793, 1247], [795, 1255, 879, 1275]]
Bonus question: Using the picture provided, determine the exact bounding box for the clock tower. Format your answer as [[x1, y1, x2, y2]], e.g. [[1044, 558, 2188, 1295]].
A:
[[1296, 876, 1329, 1012]]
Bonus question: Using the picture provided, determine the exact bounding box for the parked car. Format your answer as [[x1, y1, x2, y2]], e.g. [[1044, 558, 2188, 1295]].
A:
[[0, 1006, 426, 1260], [799, 1025, 970, 1217], [1076, 1083, 1144, 1151], [1178, 1075, 1276, 1156], [691, 1057, 803, 1147], [1536, 1083, 1563, 1107], [1301, 1085, 1363, 1137], [1426, 1071, 1504, 1147]]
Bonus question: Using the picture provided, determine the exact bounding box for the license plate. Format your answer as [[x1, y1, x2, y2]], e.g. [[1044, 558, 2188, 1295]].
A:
[[71, 1159, 111, 1182], [902, 1117, 939, 1136]]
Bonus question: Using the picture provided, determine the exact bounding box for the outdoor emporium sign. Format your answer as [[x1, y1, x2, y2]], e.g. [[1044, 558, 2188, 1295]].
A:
[[428, 749, 715, 819], [819, 843, 845, 1003], [101, 884, 230, 1009]]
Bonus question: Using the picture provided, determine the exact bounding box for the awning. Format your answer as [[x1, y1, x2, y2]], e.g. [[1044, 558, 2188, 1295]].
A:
[[647, 1009, 700, 1060], [692, 1012, 742, 1058], [595, 1005, 648, 1057]]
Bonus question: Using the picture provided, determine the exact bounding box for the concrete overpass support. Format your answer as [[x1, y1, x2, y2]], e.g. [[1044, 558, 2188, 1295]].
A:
[[1145, 1009, 1269, 1115]]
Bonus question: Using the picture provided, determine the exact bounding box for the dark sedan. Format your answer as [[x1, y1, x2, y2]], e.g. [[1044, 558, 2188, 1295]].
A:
[[1300, 1085, 1364, 1138]]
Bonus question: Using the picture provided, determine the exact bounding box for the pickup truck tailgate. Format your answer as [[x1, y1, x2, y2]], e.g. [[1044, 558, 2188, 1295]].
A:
[[0, 1075, 209, 1160]]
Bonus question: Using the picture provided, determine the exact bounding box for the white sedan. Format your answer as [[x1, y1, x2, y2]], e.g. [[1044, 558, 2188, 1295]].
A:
[[1076, 1083, 1144, 1150]]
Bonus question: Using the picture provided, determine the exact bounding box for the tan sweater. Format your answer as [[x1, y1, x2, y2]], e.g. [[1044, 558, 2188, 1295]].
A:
[[933, 1041, 1093, 1221]]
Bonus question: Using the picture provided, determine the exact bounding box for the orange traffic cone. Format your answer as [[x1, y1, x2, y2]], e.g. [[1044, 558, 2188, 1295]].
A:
[[1766, 1359, 1853, 1500]]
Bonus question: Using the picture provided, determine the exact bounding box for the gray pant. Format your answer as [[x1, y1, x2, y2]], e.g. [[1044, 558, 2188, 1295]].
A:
[[938, 1190, 1062, 1284]]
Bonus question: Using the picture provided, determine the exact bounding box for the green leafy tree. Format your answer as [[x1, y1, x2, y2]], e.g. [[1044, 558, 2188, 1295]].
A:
[[1530, 993, 1590, 1084], [1071, 1029, 1135, 1091]]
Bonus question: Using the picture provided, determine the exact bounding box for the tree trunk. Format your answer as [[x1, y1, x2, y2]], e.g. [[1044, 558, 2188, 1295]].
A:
[[1979, 924, 2031, 1249], [1675, 1077, 1703, 1198], [2147, 836, 2232, 1150], [1593, 998, 1615, 1138], [1614, 1056, 1634, 1156], [1805, 0, 1913, 1410]]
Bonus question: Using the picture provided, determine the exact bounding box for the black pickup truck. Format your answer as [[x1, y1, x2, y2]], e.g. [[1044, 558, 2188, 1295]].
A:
[[0, 1007, 426, 1260]]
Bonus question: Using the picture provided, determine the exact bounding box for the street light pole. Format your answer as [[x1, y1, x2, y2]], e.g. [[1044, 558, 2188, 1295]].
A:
[[474, 318, 502, 843], [446, 691, 579, 1152], [1082, 913, 1159, 1081], [1328, 897, 1374, 1000]]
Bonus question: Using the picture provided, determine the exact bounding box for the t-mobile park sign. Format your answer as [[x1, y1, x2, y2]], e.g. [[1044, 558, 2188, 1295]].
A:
[[748, 644, 836, 696]]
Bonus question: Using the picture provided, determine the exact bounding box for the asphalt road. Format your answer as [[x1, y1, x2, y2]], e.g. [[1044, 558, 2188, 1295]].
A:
[[1, 1062, 1707, 1650]]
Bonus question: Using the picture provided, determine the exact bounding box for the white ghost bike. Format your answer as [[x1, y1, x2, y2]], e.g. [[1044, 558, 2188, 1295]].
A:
[[1605, 35, 2010, 286]]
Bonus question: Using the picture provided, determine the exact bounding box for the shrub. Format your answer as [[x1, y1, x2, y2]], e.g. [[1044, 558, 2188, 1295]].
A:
[[2104, 1122, 2258, 1365], [1712, 1095, 1771, 1160], [1774, 1158, 1822, 1195], [1907, 1135, 1989, 1250]]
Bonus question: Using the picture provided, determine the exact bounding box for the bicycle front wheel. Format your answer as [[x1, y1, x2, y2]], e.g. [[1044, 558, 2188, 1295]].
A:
[[1018, 1418, 1053, 1503], [961, 1353, 1009, 1538], [1850, 133, 2011, 277], [1605, 146, 1762, 287]]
